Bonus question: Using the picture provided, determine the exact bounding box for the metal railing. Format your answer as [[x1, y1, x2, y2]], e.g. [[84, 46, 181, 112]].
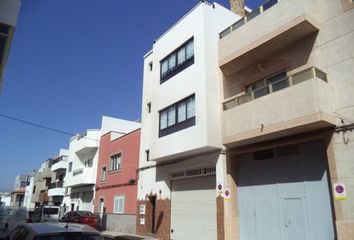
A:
[[48, 182, 64, 189], [220, 0, 279, 39], [223, 67, 327, 110]]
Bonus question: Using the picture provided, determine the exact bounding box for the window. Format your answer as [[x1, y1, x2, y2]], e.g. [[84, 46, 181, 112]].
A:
[[110, 153, 122, 171], [160, 37, 194, 83], [149, 61, 153, 71], [84, 159, 92, 167], [147, 102, 151, 113], [248, 71, 287, 98], [159, 94, 195, 137], [68, 162, 72, 172], [145, 150, 150, 162], [101, 167, 106, 181], [114, 196, 125, 213]]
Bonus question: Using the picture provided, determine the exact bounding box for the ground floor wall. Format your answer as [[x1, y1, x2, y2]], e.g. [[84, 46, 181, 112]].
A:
[[223, 129, 354, 240], [136, 150, 226, 240], [94, 185, 137, 214], [102, 213, 136, 234], [62, 185, 95, 212]]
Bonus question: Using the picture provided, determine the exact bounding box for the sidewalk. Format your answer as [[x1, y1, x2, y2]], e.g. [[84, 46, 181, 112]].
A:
[[101, 231, 157, 240]]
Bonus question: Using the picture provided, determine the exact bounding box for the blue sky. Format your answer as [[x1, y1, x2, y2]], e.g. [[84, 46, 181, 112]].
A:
[[0, 0, 263, 191]]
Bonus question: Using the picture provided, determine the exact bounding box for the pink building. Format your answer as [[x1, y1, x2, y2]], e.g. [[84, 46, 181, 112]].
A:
[[95, 128, 140, 233]]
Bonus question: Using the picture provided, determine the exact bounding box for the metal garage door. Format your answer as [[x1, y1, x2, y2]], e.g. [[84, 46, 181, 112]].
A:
[[171, 175, 216, 240], [236, 140, 335, 240]]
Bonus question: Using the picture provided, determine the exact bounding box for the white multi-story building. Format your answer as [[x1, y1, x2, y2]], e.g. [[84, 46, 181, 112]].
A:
[[63, 129, 100, 212], [136, 2, 239, 239], [0, 0, 21, 92]]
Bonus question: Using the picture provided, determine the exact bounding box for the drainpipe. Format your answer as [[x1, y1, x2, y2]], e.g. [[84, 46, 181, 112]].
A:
[[229, 0, 246, 17]]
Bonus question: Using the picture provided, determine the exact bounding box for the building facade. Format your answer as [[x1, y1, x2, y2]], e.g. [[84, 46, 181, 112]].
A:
[[94, 128, 141, 233], [63, 116, 140, 213], [31, 160, 54, 207], [48, 149, 69, 213], [219, 0, 354, 239], [136, 2, 238, 239], [11, 173, 31, 207], [63, 129, 100, 212]]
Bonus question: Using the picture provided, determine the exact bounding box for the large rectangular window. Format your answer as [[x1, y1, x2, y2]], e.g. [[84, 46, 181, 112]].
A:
[[110, 153, 122, 171], [160, 37, 194, 83], [159, 94, 195, 137], [101, 167, 106, 182], [114, 196, 125, 214]]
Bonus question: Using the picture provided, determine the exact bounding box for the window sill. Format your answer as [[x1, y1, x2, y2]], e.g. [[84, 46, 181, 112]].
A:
[[160, 57, 194, 84], [108, 169, 122, 174], [159, 117, 195, 138]]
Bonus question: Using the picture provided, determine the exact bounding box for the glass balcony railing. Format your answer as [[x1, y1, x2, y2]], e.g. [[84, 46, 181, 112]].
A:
[[220, 0, 279, 39], [223, 67, 327, 111]]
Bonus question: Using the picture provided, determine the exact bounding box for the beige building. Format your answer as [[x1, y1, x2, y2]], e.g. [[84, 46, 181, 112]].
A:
[[220, 0, 354, 239]]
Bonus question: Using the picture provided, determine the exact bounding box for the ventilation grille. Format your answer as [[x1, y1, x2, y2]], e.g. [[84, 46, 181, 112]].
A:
[[171, 166, 216, 180]]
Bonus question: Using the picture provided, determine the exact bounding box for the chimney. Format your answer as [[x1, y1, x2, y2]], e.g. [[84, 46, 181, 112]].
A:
[[229, 0, 246, 17]]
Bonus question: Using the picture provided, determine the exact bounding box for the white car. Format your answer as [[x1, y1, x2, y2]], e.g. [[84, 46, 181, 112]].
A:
[[6, 223, 104, 240], [0, 207, 28, 239], [31, 206, 60, 223]]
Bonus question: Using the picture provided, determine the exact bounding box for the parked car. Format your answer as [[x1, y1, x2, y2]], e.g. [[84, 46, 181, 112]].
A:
[[31, 206, 60, 223], [0, 207, 28, 239], [60, 211, 98, 229], [5, 222, 104, 240]]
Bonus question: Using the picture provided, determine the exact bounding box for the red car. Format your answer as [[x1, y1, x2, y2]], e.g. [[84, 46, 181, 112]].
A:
[[60, 211, 98, 229]]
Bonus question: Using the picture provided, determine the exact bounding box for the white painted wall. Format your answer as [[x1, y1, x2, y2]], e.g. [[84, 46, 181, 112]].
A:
[[101, 116, 140, 140], [138, 2, 239, 199], [23, 177, 34, 210], [0, 0, 21, 27], [64, 129, 100, 188]]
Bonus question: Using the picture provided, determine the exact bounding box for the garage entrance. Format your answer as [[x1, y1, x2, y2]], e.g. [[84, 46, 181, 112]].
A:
[[235, 140, 335, 240], [170, 174, 216, 240]]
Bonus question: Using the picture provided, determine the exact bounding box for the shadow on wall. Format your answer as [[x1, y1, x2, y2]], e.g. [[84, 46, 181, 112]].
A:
[[155, 211, 164, 234], [223, 32, 319, 99]]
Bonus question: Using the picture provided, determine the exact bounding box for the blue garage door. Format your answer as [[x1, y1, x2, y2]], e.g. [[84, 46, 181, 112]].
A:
[[236, 140, 335, 240]]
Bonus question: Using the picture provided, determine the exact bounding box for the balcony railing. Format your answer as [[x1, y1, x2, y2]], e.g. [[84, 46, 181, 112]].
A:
[[223, 67, 327, 111], [220, 0, 279, 39], [48, 182, 64, 189]]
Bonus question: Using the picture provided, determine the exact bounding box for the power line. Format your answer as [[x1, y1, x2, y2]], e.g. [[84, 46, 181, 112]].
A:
[[0, 113, 99, 142]]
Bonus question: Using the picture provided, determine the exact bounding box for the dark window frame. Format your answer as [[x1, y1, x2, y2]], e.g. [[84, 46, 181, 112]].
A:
[[158, 94, 196, 138], [160, 37, 194, 84]]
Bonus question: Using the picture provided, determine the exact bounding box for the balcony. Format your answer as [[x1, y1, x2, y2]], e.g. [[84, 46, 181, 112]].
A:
[[222, 67, 337, 147], [51, 159, 67, 171], [70, 130, 99, 155], [65, 167, 95, 188], [219, 0, 320, 75], [48, 182, 65, 197], [34, 169, 52, 182]]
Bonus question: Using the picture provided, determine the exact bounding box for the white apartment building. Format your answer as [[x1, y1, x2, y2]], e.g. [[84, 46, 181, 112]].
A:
[[136, 2, 239, 239], [0, 0, 21, 92], [63, 129, 100, 212]]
